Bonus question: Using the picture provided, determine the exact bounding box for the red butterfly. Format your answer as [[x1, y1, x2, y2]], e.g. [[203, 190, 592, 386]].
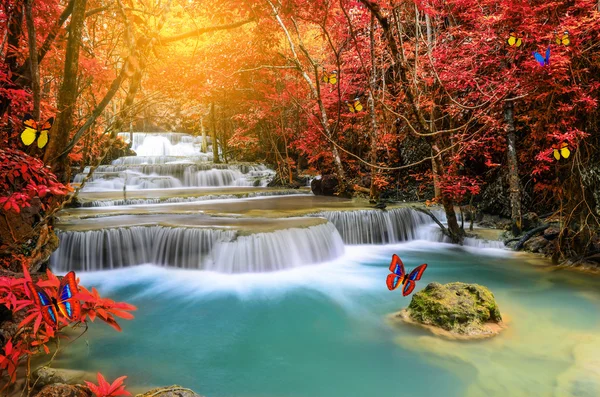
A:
[[386, 254, 427, 296], [26, 271, 81, 327]]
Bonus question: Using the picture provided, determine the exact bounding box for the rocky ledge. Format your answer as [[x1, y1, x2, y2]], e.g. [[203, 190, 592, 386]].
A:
[[391, 282, 505, 340]]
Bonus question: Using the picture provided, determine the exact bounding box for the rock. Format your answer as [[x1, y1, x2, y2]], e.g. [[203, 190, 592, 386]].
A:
[[311, 175, 338, 196], [543, 226, 560, 240], [522, 212, 541, 230], [136, 385, 204, 397], [35, 384, 91, 397], [523, 235, 550, 253], [31, 367, 88, 390], [393, 282, 504, 339]]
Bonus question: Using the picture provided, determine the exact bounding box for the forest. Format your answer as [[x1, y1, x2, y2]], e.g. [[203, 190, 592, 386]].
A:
[[1, 0, 600, 396]]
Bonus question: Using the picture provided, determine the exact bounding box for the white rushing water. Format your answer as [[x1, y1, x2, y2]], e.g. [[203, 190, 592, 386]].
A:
[[59, 131, 505, 275], [73, 132, 275, 190], [51, 223, 344, 273]]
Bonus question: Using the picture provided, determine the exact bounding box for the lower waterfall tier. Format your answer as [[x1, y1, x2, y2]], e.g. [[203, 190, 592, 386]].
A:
[[50, 222, 344, 273]]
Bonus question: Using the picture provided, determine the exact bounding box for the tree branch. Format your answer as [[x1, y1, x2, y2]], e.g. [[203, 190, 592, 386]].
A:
[[157, 18, 256, 44]]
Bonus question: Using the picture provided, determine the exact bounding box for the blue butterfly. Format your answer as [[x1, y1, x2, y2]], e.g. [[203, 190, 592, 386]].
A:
[[533, 46, 551, 66]]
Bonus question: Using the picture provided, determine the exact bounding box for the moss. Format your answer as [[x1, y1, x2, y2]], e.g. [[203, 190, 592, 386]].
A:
[[404, 282, 502, 335]]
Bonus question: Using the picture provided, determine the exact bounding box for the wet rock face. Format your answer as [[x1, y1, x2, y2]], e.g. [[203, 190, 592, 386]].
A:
[[403, 282, 503, 336], [35, 384, 91, 397], [136, 385, 204, 397]]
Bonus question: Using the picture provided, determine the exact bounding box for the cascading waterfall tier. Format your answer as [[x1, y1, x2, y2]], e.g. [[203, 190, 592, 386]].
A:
[[50, 222, 344, 273], [73, 132, 275, 190], [310, 208, 434, 244], [80, 189, 311, 207]]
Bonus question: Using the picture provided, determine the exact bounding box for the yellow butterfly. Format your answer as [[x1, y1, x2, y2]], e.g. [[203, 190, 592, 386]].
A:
[[322, 70, 337, 85], [21, 114, 54, 149], [553, 142, 571, 161], [555, 31, 570, 46], [347, 98, 363, 113], [507, 31, 523, 47]]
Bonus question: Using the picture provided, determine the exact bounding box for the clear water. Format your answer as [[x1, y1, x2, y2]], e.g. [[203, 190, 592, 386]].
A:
[[57, 241, 600, 397]]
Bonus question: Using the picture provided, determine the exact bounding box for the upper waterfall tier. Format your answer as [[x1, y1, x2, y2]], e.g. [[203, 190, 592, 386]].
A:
[[117, 132, 213, 156], [74, 132, 275, 190]]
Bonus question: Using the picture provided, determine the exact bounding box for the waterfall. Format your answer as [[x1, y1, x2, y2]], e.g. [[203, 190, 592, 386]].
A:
[[417, 224, 505, 249], [311, 208, 434, 244], [112, 155, 212, 165], [81, 189, 311, 207], [51, 222, 344, 273]]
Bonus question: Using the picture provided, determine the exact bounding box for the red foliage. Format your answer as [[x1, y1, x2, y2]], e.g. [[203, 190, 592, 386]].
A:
[[0, 149, 70, 213], [85, 373, 131, 397], [0, 264, 136, 386]]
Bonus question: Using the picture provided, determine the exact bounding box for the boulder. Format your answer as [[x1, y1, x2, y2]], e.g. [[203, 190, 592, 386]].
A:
[[35, 384, 91, 397], [311, 175, 338, 196], [543, 227, 560, 240], [31, 367, 88, 390], [523, 235, 550, 253], [393, 282, 504, 339], [136, 386, 204, 397]]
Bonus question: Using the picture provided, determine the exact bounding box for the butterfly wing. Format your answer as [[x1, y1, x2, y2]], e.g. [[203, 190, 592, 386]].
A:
[[21, 128, 37, 146], [56, 271, 81, 321], [26, 282, 58, 326], [553, 148, 561, 161], [515, 37, 522, 47], [562, 36, 570, 46], [40, 117, 54, 131], [386, 273, 402, 291], [386, 254, 405, 291], [347, 102, 355, 113], [355, 101, 363, 112], [37, 130, 49, 149], [402, 280, 416, 296], [545, 46, 551, 64], [533, 52, 545, 66], [408, 264, 427, 281], [329, 74, 337, 84], [389, 254, 406, 276], [507, 35, 516, 46], [560, 146, 571, 159]]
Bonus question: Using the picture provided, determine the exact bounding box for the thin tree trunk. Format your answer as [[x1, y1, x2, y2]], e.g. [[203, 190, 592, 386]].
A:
[[44, 0, 88, 182], [432, 144, 463, 243], [368, 15, 379, 202], [425, 13, 441, 198], [24, 0, 40, 121], [201, 116, 208, 153], [504, 99, 522, 235], [0, 3, 23, 117], [210, 102, 220, 163]]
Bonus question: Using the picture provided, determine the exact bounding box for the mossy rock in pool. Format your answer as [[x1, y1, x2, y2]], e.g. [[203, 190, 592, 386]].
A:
[[394, 282, 504, 339]]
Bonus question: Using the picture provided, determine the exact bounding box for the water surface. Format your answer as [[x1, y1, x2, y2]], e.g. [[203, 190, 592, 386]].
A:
[[58, 242, 600, 397]]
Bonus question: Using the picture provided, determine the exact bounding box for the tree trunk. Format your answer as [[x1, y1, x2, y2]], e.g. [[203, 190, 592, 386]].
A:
[[431, 143, 463, 244], [368, 15, 379, 202], [200, 116, 208, 153], [504, 99, 522, 236], [210, 102, 220, 163], [0, 3, 23, 117], [43, 0, 88, 182], [24, 0, 40, 121]]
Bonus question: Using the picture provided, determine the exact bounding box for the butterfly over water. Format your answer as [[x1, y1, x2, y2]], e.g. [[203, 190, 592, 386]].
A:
[[347, 98, 363, 113], [322, 70, 338, 85], [553, 142, 571, 160], [386, 254, 428, 296], [21, 114, 54, 149], [26, 271, 81, 327], [555, 31, 570, 46], [533, 46, 551, 67], [507, 31, 523, 47]]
